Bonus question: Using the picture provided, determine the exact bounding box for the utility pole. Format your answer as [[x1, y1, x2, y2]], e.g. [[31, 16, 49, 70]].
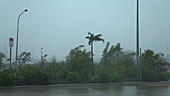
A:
[[139, 48, 142, 81], [136, 0, 140, 82], [41, 48, 43, 61]]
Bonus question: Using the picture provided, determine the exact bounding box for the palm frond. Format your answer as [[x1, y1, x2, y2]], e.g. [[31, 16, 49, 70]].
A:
[[94, 37, 104, 42], [85, 36, 90, 39], [95, 34, 102, 37], [88, 32, 92, 35], [88, 40, 92, 45]]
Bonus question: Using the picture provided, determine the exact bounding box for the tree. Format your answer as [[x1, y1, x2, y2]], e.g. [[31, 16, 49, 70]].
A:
[[18, 52, 31, 67], [100, 42, 136, 81], [0, 52, 6, 71], [140, 49, 169, 72], [100, 42, 123, 66], [114, 43, 123, 64], [39, 54, 48, 68], [66, 45, 91, 81], [86, 32, 104, 75], [140, 49, 170, 81]]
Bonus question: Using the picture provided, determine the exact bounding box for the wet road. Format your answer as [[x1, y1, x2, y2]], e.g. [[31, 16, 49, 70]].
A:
[[0, 84, 170, 96]]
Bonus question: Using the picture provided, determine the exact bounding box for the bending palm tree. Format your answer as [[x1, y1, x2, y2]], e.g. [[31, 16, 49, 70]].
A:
[[86, 32, 104, 75]]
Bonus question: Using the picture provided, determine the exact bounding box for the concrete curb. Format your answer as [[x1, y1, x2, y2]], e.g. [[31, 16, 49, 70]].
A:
[[0, 82, 170, 89]]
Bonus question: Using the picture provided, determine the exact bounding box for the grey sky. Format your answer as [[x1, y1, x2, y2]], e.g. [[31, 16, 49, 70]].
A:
[[0, 0, 170, 61]]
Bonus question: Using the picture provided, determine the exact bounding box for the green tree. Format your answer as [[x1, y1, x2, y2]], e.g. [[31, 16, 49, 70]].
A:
[[39, 54, 48, 68], [66, 45, 91, 81], [114, 43, 122, 64], [100, 42, 123, 67], [18, 52, 31, 67], [100, 42, 136, 81], [140, 49, 170, 81], [86, 32, 104, 75], [140, 49, 168, 72], [0, 52, 6, 71]]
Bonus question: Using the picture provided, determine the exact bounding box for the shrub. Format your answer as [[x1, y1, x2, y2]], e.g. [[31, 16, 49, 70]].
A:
[[67, 72, 82, 83], [158, 72, 170, 81], [142, 68, 159, 82], [0, 70, 15, 87], [16, 65, 50, 85], [91, 75, 101, 83], [110, 74, 122, 83]]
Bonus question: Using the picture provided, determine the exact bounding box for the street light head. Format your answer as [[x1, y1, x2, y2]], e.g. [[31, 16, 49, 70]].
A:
[[24, 9, 28, 12]]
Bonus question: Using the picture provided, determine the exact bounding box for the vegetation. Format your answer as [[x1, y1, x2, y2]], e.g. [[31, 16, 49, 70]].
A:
[[0, 34, 170, 87], [86, 32, 104, 76]]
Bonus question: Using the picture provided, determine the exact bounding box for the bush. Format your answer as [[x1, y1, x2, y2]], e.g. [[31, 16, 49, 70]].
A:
[[142, 68, 159, 82], [16, 65, 50, 85], [95, 65, 113, 83], [110, 74, 122, 83], [91, 75, 101, 83], [67, 72, 82, 83], [0, 70, 15, 87], [158, 72, 170, 81]]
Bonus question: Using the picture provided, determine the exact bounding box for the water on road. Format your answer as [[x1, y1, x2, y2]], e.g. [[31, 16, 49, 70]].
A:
[[0, 84, 170, 96]]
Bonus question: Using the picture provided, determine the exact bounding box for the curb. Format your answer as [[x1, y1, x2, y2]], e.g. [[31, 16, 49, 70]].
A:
[[0, 82, 170, 89]]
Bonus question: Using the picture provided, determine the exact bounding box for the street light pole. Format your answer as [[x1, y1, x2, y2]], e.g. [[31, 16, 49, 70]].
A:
[[136, 0, 141, 82], [41, 48, 43, 61], [16, 9, 28, 64]]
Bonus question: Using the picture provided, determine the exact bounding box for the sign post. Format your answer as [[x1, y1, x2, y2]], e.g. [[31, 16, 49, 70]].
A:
[[9, 37, 14, 69]]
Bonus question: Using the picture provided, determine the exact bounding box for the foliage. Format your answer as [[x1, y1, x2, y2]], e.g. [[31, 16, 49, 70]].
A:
[[0, 70, 15, 86], [16, 64, 50, 85], [18, 52, 31, 67], [1, 45, 170, 86], [38, 54, 48, 68], [67, 72, 82, 83], [140, 49, 170, 82], [91, 75, 101, 83], [122, 65, 136, 81], [110, 74, 122, 83], [140, 49, 168, 72], [85, 32, 104, 45], [46, 61, 68, 84], [158, 72, 170, 81], [95, 65, 113, 83], [66, 45, 91, 80], [141, 68, 159, 82], [100, 42, 123, 67], [86, 32, 104, 76], [0, 52, 7, 71], [100, 42, 136, 81]]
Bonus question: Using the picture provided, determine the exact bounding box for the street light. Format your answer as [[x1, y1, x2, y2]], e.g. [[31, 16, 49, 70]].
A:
[[16, 9, 28, 64]]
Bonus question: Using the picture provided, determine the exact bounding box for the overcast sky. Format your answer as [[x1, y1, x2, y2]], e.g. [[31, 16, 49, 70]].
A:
[[1, 0, 170, 61]]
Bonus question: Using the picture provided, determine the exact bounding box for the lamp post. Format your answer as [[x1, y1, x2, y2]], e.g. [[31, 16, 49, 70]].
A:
[[41, 48, 43, 61], [136, 0, 141, 82], [16, 9, 28, 64]]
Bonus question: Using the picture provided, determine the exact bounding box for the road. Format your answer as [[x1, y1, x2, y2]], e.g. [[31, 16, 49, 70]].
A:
[[0, 84, 170, 96]]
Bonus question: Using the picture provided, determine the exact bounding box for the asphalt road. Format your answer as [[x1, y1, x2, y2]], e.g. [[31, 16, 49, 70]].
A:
[[0, 84, 170, 96]]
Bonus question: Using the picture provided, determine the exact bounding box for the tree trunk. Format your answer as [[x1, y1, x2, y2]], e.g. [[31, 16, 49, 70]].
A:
[[91, 42, 94, 76]]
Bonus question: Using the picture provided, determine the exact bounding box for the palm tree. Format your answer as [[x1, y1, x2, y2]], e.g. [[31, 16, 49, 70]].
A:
[[114, 43, 123, 64], [86, 32, 104, 75]]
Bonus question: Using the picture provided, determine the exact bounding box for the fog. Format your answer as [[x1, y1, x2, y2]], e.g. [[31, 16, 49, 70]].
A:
[[0, 0, 170, 61]]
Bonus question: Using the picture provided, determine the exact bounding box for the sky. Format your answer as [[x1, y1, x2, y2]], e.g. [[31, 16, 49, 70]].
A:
[[0, 0, 170, 61]]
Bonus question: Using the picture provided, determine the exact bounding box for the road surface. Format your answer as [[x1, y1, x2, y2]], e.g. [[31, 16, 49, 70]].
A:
[[0, 84, 170, 96]]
